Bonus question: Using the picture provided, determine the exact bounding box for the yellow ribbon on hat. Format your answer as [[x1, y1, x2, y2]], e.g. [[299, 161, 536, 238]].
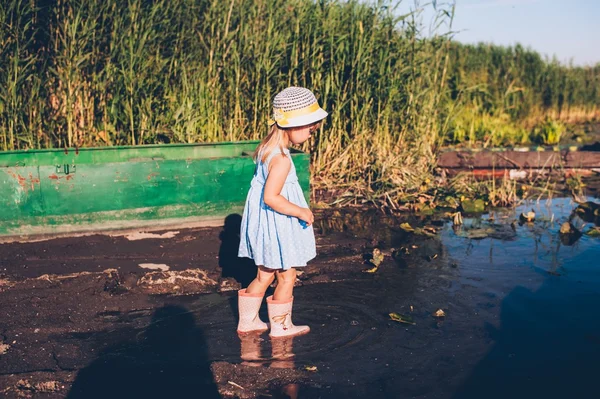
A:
[[268, 102, 321, 126]]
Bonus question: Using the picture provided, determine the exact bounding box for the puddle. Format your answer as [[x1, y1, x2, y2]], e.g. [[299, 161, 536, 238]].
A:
[[443, 197, 600, 291], [59, 197, 600, 398]]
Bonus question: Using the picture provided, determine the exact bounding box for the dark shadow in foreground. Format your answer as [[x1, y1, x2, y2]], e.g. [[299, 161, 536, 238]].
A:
[[452, 276, 600, 399], [67, 305, 221, 399], [219, 214, 258, 289]]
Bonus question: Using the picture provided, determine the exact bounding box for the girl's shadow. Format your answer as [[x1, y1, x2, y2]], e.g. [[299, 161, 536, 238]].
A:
[[67, 305, 221, 399], [219, 214, 258, 288]]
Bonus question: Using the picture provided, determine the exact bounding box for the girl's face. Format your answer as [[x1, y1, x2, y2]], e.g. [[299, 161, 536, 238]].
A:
[[287, 122, 321, 145]]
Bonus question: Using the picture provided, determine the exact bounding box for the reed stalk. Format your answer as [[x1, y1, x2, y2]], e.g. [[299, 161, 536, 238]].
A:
[[0, 0, 598, 201]]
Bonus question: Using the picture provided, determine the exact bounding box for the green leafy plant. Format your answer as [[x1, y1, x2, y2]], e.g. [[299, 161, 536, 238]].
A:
[[531, 119, 565, 145]]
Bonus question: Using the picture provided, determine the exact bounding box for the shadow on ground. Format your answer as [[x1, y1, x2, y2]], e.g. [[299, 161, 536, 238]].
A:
[[453, 275, 600, 399], [219, 214, 257, 288], [67, 305, 221, 399]]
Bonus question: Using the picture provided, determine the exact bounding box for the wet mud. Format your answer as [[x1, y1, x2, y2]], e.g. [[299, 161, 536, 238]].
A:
[[1, 196, 599, 398]]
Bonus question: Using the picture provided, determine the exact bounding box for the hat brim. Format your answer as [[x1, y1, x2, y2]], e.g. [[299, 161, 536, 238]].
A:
[[277, 108, 328, 128]]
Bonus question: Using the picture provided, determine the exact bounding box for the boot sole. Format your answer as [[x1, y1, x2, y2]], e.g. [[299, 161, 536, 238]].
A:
[[269, 326, 310, 339], [237, 327, 268, 336]]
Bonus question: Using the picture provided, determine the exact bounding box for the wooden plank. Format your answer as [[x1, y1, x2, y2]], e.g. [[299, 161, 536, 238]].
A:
[[438, 150, 600, 169]]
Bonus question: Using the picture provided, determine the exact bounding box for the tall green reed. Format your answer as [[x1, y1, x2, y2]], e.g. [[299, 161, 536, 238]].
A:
[[0, 0, 598, 199], [0, 0, 40, 150]]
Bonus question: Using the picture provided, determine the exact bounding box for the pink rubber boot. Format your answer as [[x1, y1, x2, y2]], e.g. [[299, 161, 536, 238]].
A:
[[237, 289, 268, 334], [267, 295, 310, 338]]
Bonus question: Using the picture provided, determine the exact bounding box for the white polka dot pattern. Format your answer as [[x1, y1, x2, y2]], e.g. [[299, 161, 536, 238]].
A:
[[238, 148, 316, 270]]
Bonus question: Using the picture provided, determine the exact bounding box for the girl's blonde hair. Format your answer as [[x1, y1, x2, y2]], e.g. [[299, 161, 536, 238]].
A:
[[254, 124, 288, 163]]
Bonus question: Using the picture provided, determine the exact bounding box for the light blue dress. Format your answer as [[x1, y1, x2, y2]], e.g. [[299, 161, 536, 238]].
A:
[[238, 147, 316, 270]]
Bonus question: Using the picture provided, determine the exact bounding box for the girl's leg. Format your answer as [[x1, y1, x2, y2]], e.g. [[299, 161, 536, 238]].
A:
[[273, 268, 296, 301], [238, 266, 274, 334], [267, 268, 309, 337], [246, 266, 275, 295]]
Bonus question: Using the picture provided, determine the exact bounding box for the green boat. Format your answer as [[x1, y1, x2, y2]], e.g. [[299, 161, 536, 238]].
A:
[[0, 141, 310, 239]]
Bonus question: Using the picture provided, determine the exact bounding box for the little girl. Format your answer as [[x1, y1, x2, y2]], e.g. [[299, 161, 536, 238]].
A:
[[237, 86, 327, 338]]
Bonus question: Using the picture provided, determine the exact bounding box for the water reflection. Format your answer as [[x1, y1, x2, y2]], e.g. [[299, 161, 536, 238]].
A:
[[313, 208, 423, 248], [271, 336, 296, 369], [239, 332, 264, 365], [443, 197, 600, 284], [238, 333, 299, 398], [573, 201, 600, 225], [238, 333, 297, 369]]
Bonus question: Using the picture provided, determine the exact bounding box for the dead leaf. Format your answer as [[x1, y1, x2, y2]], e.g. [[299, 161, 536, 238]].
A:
[[433, 309, 446, 318], [389, 312, 416, 325], [400, 222, 415, 232], [370, 248, 384, 266], [520, 210, 536, 223]]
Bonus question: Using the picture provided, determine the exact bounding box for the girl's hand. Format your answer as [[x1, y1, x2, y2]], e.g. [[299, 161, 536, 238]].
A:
[[298, 208, 314, 226]]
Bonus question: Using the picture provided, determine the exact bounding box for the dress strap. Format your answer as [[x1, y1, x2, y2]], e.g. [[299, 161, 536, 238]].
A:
[[264, 147, 290, 166]]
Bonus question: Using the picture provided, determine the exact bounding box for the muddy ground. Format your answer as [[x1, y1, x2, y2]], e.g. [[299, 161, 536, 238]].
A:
[[1, 203, 599, 398]]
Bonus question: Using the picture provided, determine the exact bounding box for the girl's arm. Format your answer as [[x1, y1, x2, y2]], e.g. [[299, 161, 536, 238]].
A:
[[263, 154, 314, 225]]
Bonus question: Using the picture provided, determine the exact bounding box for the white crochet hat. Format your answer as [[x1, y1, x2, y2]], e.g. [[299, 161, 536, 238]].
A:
[[268, 87, 328, 128]]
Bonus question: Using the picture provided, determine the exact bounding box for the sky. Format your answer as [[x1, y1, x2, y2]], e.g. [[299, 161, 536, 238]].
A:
[[408, 0, 600, 66]]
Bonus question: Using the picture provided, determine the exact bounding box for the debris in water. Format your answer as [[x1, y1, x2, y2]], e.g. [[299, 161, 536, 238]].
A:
[[228, 381, 245, 390], [427, 254, 439, 261], [433, 309, 446, 318], [575, 201, 600, 218], [559, 222, 582, 245], [363, 248, 384, 273], [392, 247, 410, 260], [400, 223, 414, 232], [452, 212, 463, 226], [455, 227, 495, 240], [400, 223, 437, 237], [423, 226, 438, 235], [389, 312, 416, 325], [519, 209, 536, 223], [584, 227, 600, 237], [370, 248, 384, 267], [461, 199, 485, 213], [305, 365, 318, 372]]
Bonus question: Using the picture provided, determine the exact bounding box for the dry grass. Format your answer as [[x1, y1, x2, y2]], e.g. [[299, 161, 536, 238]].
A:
[[1, 0, 599, 205]]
